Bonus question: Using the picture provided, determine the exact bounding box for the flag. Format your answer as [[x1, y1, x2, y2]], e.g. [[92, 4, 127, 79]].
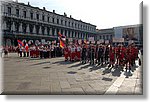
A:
[[60, 40, 65, 48], [17, 40, 24, 47], [84, 35, 87, 44], [58, 32, 66, 48]]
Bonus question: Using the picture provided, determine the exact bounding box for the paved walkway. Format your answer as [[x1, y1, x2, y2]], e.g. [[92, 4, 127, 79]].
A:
[[1, 53, 142, 95]]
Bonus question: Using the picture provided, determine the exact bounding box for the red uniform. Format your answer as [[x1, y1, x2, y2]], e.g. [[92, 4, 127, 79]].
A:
[[109, 47, 115, 64], [70, 46, 76, 61], [76, 46, 81, 61], [64, 47, 69, 61], [68, 46, 71, 61], [117, 46, 125, 65]]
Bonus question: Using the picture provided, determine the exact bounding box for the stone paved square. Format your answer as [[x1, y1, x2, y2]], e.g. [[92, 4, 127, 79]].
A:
[[1, 53, 143, 95]]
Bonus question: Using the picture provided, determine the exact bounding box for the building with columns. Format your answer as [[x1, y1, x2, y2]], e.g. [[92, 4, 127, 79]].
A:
[[96, 28, 114, 41], [1, 0, 97, 46]]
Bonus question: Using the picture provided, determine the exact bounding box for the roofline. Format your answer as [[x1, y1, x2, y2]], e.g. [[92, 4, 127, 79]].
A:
[[113, 24, 142, 28], [4, 1, 96, 27]]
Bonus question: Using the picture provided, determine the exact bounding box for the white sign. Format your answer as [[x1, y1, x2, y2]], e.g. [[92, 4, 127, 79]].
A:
[[41, 39, 45, 44], [99, 39, 104, 43], [91, 41, 95, 44], [113, 38, 124, 42], [97, 41, 100, 44], [88, 37, 94, 41], [105, 40, 109, 44]]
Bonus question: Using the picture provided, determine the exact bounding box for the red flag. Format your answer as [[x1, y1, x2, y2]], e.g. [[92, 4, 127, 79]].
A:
[[17, 40, 24, 47], [58, 32, 66, 48], [60, 40, 65, 48]]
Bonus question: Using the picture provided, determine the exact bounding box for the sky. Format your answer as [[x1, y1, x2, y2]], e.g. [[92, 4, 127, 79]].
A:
[[14, 0, 142, 29]]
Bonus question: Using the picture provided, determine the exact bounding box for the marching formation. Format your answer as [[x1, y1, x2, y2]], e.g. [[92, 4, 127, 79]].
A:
[[64, 43, 142, 72]]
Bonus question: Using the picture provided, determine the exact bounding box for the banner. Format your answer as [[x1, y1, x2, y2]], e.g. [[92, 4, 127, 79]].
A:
[[113, 38, 124, 42], [91, 41, 95, 44], [99, 39, 104, 43], [88, 37, 94, 42], [105, 40, 109, 44]]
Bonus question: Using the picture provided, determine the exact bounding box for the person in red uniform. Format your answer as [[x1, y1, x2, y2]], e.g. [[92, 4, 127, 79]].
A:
[[76, 45, 81, 61], [64, 45, 69, 61], [108, 45, 115, 68], [117, 44, 125, 66], [125, 45, 132, 72], [70, 45, 76, 61], [25, 43, 29, 57], [132, 44, 139, 66], [68, 44, 71, 61], [115, 45, 120, 66]]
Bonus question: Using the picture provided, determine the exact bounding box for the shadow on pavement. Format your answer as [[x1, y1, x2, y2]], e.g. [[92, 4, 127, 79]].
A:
[[111, 67, 122, 77], [43, 66, 51, 69], [51, 60, 75, 65], [68, 63, 83, 68], [102, 67, 112, 75], [67, 71, 77, 74], [78, 64, 91, 70], [30, 61, 51, 66], [124, 71, 133, 78], [102, 77, 113, 81]]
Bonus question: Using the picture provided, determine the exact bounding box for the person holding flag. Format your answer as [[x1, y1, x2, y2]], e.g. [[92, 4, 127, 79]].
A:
[[58, 32, 66, 49], [17, 40, 24, 57]]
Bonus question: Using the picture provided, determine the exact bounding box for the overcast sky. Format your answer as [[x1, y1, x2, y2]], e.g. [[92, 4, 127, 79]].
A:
[[15, 0, 142, 29]]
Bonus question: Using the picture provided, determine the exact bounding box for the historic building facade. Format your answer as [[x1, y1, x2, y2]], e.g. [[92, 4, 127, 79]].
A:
[[1, 0, 97, 46], [96, 28, 114, 41]]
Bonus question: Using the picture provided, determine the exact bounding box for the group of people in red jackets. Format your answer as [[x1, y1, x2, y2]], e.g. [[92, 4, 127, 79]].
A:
[[64, 44, 82, 61], [63, 43, 141, 72]]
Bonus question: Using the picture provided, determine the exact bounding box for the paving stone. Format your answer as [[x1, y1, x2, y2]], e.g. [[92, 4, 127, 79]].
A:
[[3, 54, 142, 95], [81, 85, 96, 95], [50, 81, 61, 93], [17, 82, 31, 90], [117, 86, 135, 95], [59, 81, 71, 89], [121, 79, 136, 87]]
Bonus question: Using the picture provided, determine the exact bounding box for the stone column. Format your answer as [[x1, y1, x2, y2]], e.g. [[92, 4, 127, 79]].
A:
[[44, 27, 47, 35], [63, 29, 65, 36], [39, 26, 42, 34], [11, 22, 15, 32], [19, 23, 22, 34], [33, 25, 36, 34], [2, 20, 7, 30], [50, 27, 52, 36], [54, 28, 57, 36], [70, 31, 73, 38], [26, 24, 30, 34]]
